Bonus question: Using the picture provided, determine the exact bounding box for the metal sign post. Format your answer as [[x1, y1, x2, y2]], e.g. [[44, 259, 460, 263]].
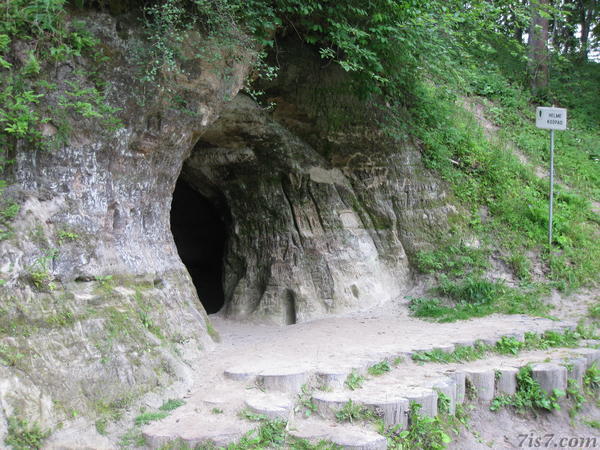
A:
[[535, 106, 567, 246], [549, 129, 554, 245]]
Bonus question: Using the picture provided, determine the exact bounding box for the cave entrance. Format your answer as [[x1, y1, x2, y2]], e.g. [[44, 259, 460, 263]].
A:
[[170, 179, 226, 314]]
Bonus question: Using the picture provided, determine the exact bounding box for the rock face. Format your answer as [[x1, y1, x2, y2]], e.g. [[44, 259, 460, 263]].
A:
[[0, 12, 252, 430], [181, 39, 456, 324], [0, 16, 455, 434], [183, 95, 405, 324]]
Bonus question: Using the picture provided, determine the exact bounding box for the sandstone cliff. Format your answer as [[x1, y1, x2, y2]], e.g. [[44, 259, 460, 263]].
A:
[[0, 12, 454, 437]]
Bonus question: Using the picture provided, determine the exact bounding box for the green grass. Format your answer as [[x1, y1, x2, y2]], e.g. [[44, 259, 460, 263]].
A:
[[118, 428, 147, 448], [134, 411, 168, 426], [234, 412, 341, 449], [367, 360, 391, 376], [408, 276, 550, 323], [490, 366, 565, 413], [159, 398, 185, 412], [344, 370, 365, 390], [589, 299, 600, 320], [415, 244, 489, 276], [566, 379, 586, 418], [404, 56, 600, 321], [584, 363, 600, 394], [4, 417, 50, 450], [297, 384, 318, 418], [412, 342, 490, 364], [412, 329, 584, 365], [585, 419, 600, 429], [335, 399, 379, 424], [401, 403, 451, 450]]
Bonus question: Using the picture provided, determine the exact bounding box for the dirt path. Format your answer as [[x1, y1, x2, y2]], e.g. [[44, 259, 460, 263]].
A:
[[192, 300, 573, 396]]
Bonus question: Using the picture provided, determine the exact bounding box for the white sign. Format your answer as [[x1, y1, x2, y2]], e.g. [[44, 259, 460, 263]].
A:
[[536, 107, 567, 130]]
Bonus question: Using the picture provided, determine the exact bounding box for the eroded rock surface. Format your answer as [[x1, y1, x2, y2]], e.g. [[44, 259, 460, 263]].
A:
[[180, 39, 456, 324], [0, 19, 455, 438], [0, 12, 252, 430]]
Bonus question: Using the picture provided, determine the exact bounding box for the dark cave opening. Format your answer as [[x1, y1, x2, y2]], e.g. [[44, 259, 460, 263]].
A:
[[170, 179, 226, 314]]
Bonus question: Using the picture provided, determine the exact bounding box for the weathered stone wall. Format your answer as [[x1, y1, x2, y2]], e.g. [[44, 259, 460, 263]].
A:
[[183, 95, 405, 324], [0, 19, 457, 436], [0, 12, 252, 431], [180, 38, 457, 324]]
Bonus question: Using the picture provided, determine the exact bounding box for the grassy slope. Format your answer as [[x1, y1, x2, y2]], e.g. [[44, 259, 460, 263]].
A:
[[406, 57, 600, 323]]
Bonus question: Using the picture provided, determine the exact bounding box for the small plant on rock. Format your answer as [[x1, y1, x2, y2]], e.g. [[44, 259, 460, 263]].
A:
[[159, 398, 185, 412], [566, 379, 585, 418], [344, 370, 365, 390], [436, 392, 452, 415], [297, 384, 318, 418], [134, 411, 168, 426], [5, 417, 50, 450], [490, 366, 565, 413], [399, 403, 451, 450], [495, 336, 524, 355], [368, 360, 391, 376], [584, 363, 600, 394], [335, 399, 378, 424]]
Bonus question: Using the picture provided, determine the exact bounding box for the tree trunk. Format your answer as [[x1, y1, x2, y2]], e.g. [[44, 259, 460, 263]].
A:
[[580, 6, 591, 60], [529, 0, 550, 92]]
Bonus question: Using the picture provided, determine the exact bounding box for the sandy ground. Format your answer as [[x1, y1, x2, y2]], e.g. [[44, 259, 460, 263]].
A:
[[200, 299, 568, 389]]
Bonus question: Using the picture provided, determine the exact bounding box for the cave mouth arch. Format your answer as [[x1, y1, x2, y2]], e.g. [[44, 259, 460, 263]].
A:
[[170, 178, 227, 314]]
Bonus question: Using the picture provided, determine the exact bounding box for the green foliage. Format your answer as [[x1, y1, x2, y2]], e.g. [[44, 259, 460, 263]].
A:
[[134, 411, 169, 426], [335, 399, 378, 424], [118, 428, 147, 447], [5, 417, 50, 450], [584, 363, 600, 393], [297, 385, 317, 418], [397, 403, 451, 450], [233, 412, 287, 449], [236, 410, 340, 450], [506, 252, 532, 282], [412, 342, 490, 364], [413, 329, 583, 365], [378, 402, 470, 449], [205, 319, 221, 342], [490, 366, 565, 413], [95, 418, 108, 436], [0, 0, 120, 225], [566, 378, 585, 418], [46, 309, 75, 327], [589, 300, 600, 320], [437, 275, 504, 306], [344, 370, 365, 390], [94, 275, 114, 294], [56, 229, 79, 244], [406, 45, 600, 297], [0, 343, 25, 367], [27, 249, 57, 291], [138, 0, 193, 86], [367, 360, 391, 376], [159, 398, 185, 412], [585, 419, 600, 429], [409, 275, 549, 323], [0, 0, 107, 143], [134, 290, 163, 338], [495, 336, 524, 355], [436, 392, 451, 416], [416, 244, 489, 276]]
